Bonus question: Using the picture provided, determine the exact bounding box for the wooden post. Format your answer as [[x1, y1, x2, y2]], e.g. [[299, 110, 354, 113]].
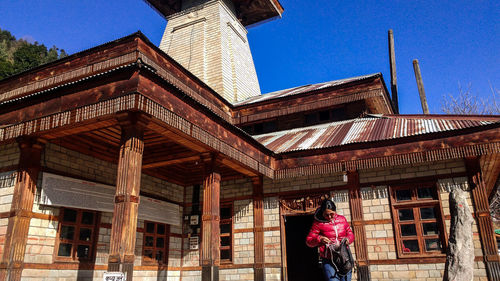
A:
[[108, 112, 149, 281], [0, 137, 44, 281], [347, 171, 370, 281], [201, 154, 220, 281], [465, 157, 500, 280], [413, 59, 430, 114], [388, 29, 399, 114], [252, 176, 265, 281]]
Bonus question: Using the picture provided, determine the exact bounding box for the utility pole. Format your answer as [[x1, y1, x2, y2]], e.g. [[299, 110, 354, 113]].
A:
[[413, 59, 430, 114], [388, 30, 399, 114]]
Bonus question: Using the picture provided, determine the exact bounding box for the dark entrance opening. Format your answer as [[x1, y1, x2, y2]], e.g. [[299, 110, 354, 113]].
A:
[[285, 214, 324, 281]]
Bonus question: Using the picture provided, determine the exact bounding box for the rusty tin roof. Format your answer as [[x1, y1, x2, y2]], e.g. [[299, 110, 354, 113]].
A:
[[235, 73, 381, 106], [253, 114, 500, 153]]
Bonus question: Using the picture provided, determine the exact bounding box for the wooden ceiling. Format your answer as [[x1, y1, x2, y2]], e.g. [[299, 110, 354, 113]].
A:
[[50, 123, 252, 187]]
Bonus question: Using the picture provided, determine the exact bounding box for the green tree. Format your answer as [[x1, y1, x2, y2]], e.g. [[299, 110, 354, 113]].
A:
[[0, 27, 69, 80], [13, 42, 48, 73]]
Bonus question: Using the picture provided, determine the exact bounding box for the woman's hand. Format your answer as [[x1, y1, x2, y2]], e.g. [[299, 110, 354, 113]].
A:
[[319, 236, 331, 244]]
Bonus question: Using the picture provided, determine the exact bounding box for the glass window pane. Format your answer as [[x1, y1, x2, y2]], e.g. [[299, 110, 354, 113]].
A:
[[145, 236, 154, 247], [398, 209, 414, 221], [77, 245, 90, 258], [425, 239, 442, 251], [156, 250, 164, 262], [220, 224, 231, 234], [401, 224, 417, 236], [146, 223, 155, 233], [79, 228, 92, 241], [221, 207, 231, 220], [402, 240, 419, 253], [60, 225, 75, 240], [156, 237, 165, 248], [57, 243, 72, 257], [396, 189, 412, 201], [417, 187, 436, 199], [221, 249, 231, 260], [144, 249, 153, 259], [420, 207, 436, 220], [422, 223, 439, 236], [221, 236, 231, 247], [157, 224, 165, 235], [81, 212, 94, 225], [63, 209, 77, 222]]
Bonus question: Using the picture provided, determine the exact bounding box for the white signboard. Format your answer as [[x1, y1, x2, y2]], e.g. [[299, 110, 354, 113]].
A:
[[103, 272, 125, 281], [40, 173, 181, 226], [189, 236, 199, 250]]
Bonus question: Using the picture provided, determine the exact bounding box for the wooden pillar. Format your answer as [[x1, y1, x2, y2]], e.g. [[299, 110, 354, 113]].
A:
[[347, 171, 370, 281], [0, 137, 44, 281], [465, 157, 500, 280], [108, 112, 149, 281], [201, 154, 220, 281], [252, 176, 265, 281]]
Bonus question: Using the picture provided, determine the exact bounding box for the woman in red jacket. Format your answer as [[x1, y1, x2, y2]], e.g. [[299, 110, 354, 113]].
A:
[[306, 199, 355, 281]]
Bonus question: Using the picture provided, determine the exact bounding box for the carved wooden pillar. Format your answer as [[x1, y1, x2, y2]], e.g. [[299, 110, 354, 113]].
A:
[[201, 154, 220, 281], [465, 157, 500, 280], [108, 112, 149, 281], [347, 171, 370, 281], [0, 137, 44, 281], [252, 176, 265, 281]]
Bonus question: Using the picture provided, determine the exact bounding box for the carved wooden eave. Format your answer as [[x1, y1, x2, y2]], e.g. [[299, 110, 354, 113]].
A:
[[0, 33, 273, 185], [233, 75, 394, 125], [143, 0, 284, 27], [273, 126, 500, 179], [0, 32, 499, 193]]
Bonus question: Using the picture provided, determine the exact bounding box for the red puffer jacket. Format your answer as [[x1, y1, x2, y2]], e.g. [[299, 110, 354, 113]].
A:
[[306, 213, 355, 258]]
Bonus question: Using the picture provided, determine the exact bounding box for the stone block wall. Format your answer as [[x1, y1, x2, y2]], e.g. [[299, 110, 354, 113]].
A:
[[0, 143, 19, 169], [18, 143, 185, 280]]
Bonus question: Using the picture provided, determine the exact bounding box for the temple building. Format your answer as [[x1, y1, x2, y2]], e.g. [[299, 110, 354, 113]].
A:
[[0, 0, 499, 281]]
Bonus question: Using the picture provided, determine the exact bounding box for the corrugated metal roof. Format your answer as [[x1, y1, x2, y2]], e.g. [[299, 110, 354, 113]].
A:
[[253, 115, 500, 153], [234, 73, 380, 106]]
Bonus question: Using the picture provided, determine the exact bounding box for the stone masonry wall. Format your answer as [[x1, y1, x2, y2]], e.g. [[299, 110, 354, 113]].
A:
[[20, 143, 184, 281], [358, 160, 488, 280]]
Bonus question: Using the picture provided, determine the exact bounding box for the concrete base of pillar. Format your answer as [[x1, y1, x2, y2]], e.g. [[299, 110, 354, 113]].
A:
[[254, 267, 265, 281], [108, 262, 134, 281], [202, 265, 219, 281]]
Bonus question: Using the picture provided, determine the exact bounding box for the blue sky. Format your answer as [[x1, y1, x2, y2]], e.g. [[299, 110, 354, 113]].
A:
[[0, 0, 498, 114]]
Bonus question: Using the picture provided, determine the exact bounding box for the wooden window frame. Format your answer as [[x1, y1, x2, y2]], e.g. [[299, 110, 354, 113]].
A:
[[389, 182, 447, 258], [54, 208, 100, 262], [220, 203, 233, 264], [142, 221, 170, 266]]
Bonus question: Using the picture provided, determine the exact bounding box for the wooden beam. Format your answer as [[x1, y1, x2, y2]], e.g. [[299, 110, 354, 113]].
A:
[[108, 112, 149, 281], [218, 158, 258, 178], [201, 154, 220, 281], [143, 154, 200, 169], [347, 171, 370, 280], [465, 156, 500, 280], [147, 120, 207, 153], [0, 137, 45, 281]]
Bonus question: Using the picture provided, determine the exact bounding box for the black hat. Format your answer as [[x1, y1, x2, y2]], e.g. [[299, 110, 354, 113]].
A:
[[314, 199, 336, 222]]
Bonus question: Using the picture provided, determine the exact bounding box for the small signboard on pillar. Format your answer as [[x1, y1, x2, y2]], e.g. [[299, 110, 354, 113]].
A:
[[103, 272, 126, 281]]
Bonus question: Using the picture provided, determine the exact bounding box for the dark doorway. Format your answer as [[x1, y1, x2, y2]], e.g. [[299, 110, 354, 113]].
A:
[[285, 214, 324, 281]]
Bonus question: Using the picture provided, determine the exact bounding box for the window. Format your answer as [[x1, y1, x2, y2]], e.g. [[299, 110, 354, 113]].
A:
[[220, 204, 233, 263], [142, 221, 170, 265], [389, 183, 446, 257], [55, 208, 99, 261]]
